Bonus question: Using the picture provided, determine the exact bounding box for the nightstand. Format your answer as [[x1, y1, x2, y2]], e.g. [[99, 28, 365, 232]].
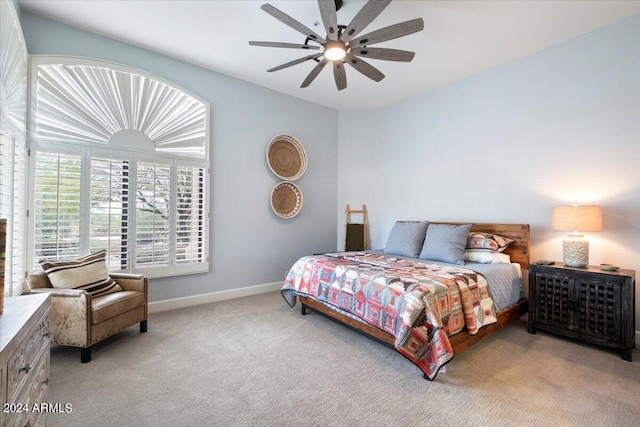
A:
[[528, 262, 636, 361]]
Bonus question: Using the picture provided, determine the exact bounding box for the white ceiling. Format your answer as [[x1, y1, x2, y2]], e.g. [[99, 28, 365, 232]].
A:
[[18, 0, 640, 111]]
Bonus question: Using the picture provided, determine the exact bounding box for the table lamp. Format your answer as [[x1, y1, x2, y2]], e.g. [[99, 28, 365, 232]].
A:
[[552, 204, 602, 267]]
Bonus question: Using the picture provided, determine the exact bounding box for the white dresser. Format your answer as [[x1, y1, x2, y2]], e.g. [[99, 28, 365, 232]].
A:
[[0, 294, 51, 427]]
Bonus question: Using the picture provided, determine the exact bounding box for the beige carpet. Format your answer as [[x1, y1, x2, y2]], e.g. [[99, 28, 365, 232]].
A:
[[47, 291, 640, 426]]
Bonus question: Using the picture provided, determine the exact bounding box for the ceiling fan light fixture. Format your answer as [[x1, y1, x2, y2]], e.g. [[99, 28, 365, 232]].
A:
[[323, 41, 346, 61], [250, 0, 423, 90]]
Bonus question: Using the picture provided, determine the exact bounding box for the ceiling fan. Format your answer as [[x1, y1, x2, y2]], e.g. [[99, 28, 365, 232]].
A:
[[249, 0, 424, 90]]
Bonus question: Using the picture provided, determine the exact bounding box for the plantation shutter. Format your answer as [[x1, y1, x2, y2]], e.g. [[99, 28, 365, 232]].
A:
[[33, 151, 83, 261], [135, 160, 171, 274], [33, 62, 207, 157], [175, 164, 207, 273], [90, 156, 130, 271], [0, 133, 27, 295], [9, 135, 27, 294]]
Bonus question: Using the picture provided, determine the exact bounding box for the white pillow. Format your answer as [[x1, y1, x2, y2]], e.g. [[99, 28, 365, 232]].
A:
[[464, 250, 511, 264]]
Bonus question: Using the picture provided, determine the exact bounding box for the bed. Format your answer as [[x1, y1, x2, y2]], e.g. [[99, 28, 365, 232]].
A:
[[281, 222, 530, 380]]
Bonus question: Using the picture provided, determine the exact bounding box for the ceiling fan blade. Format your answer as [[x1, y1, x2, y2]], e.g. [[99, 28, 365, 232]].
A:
[[318, 0, 339, 41], [333, 61, 347, 90], [352, 47, 415, 62], [344, 53, 385, 82], [261, 3, 326, 44], [339, 0, 392, 43], [301, 58, 329, 88], [349, 18, 424, 48], [268, 53, 323, 72], [249, 41, 320, 50]]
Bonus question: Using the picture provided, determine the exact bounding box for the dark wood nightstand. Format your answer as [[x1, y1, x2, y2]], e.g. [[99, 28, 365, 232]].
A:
[[528, 262, 636, 361]]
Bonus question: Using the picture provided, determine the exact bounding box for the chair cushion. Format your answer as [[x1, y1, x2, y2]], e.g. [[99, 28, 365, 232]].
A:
[[39, 250, 123, 297], [91, 291, 146, 324]]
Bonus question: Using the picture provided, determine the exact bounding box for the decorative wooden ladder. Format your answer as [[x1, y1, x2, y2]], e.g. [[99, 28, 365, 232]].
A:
[[344, 204, 368, 251]]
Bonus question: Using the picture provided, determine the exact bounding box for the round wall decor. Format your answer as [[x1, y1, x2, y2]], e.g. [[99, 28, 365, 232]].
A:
[[270, 181, 303, 218], [266, 134, 307, 181]]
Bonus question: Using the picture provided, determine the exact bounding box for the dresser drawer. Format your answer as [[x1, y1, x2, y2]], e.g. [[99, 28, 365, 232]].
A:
[[4, 346, 50, 427], [26, 346, 50, 410], [6, 309, 50, 402]]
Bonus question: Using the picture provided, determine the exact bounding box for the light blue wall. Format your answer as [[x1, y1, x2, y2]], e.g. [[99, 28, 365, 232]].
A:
[[20, 12, 339, 302], [379, 14, 639, 266], [342, 14, 640, 329], [337, 110, 383, 251]]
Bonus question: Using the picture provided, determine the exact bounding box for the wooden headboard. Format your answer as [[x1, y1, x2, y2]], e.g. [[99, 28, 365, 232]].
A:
[[430, 222, 531, 270]]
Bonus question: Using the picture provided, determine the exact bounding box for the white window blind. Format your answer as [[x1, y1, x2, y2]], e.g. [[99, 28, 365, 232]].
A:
[[0, 133, 27, 295], [9, 135, 27, 294], [135, 160, 170, 272], [176, 164, 207, 271], [33, 60, 207, 158], [33, 151, 83, 261], [90, 156, 130, 271], [32, 148, 209, 277]]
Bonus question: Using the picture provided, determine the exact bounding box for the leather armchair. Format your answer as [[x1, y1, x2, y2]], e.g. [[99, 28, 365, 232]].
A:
[[27, 270, 148, 363]]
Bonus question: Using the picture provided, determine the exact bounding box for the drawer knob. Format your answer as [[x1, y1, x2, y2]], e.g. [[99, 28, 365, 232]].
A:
[[19, 364, 31, 374]]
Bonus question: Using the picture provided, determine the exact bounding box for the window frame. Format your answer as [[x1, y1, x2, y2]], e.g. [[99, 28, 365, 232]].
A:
[[27, 57, 210, 279]]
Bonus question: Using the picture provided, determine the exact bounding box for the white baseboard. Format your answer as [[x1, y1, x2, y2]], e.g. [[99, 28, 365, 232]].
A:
[[148, 282, 282, 314]]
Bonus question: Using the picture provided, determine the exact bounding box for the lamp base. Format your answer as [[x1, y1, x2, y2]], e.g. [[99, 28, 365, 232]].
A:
[[563, 239, 589, 268]]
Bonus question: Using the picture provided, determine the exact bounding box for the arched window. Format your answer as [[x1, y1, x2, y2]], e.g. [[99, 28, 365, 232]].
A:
[[29, 56, 210, 278]]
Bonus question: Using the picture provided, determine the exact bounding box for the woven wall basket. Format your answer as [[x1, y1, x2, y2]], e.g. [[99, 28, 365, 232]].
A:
[[270, 182, 303, 218], [266, 134, 307, 181]]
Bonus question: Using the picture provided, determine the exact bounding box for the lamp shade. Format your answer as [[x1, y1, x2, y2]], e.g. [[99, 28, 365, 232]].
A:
[[552, 206, 602, 232]]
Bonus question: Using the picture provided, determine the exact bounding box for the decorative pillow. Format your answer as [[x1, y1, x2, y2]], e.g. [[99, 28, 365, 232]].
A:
[[466, 232, 514, 252], [39, 250, 122, 297], [384, 221, 429, 258], [464, 250, 511, 264], [419, 223, 472, 265]]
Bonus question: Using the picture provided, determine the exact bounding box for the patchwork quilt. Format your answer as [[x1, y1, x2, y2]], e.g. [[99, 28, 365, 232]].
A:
[[281, 252, 498, 380]]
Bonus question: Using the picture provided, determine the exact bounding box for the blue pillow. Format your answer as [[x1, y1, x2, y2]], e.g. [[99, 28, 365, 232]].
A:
[[384, 221, 428, 258], [419, 223, 472, 265]]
